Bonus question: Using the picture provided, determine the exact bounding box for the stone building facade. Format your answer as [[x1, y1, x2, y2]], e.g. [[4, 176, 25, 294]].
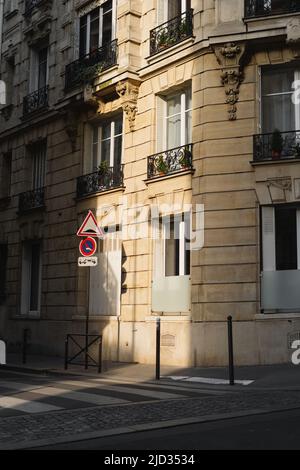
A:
[[1, 0, 300, 367]]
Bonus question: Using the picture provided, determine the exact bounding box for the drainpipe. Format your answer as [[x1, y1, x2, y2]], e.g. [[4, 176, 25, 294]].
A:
[[0, 0, 4, 61]]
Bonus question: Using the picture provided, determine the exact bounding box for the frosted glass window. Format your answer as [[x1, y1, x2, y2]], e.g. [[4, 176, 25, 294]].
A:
[[261, 67, 299, 133], [165, 88, 192, 150]]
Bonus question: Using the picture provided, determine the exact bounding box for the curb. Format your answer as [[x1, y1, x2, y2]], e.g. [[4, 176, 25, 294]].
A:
[[1, 406, 300, 450]]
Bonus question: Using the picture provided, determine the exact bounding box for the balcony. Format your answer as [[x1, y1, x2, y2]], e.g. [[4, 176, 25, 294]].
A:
[[245, 0, 300, 18], [253, 130, 300, 162], [65, 39, 118, 90], [18, 187, 45, 214], [77, 164, 124, 198], [150, 9, 193, 56], [147, 144, 193, 179], [23, 86, 49, 116]]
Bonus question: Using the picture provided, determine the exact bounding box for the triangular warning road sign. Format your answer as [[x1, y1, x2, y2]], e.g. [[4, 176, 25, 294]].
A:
[[77, 210, 104, 238]]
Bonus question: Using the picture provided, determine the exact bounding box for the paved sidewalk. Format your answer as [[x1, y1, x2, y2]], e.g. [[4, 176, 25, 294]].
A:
[[2, 353, 300, 389]]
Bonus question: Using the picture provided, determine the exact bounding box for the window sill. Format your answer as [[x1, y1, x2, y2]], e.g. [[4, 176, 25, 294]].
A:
[[145, 315, 192, 322], [76, 185, 125, 201], [251, 158, 300, 166], [255, 313, 300, 320], [144, 168, 194, 185], [243, 11, 300, 23], [11, 315, 41, 321], [145, 36, 195, 66], [72, 315, 119, 321]]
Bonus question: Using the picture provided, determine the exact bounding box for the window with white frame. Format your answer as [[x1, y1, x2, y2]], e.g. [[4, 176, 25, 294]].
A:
[[79, 0, 116, 57], [162, 213, 190, 277], [21, 241, 42, 316], [158, 0, 191, 23], [158, 88, 192, 151], [30, 47, 48, 93], [261, 205, 300, 272], [92, 115, 123, 169], [261, 66, 300, 133]]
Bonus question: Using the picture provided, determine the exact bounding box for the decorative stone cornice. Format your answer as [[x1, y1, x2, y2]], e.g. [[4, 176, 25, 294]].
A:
[[116, 80, 140, 132], [213, 42, 246, 121], [83, 83, 105, 114]]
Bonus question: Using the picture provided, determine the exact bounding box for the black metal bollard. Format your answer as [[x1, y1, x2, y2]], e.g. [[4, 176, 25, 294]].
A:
[[64, 336, 69, 370], [98, 337, 102, 374], [227, 316, 235, 385], [22, 329, 29, 365], [156, 317, 161, 380]]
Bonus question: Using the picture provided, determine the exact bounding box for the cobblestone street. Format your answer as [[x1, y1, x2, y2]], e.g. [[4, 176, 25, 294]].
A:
[[0, 370, 300, 449]]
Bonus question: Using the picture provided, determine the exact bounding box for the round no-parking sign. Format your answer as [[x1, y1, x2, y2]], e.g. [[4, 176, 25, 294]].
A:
[[79, 237, 97, 257]]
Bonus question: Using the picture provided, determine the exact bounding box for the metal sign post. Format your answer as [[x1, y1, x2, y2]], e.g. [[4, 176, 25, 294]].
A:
[[77, 210, 104, 371], [85, 266, 90, 370]]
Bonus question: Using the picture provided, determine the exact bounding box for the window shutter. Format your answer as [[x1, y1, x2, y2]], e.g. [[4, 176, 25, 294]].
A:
[[262, 206, 276, 271]]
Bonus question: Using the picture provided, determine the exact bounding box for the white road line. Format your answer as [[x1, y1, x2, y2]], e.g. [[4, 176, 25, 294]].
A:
[[0, 380, 45, 392], [33, 387, 129, 405], [56, 380, 186, 399], [0, 396, 62, 413], [163, 376, 254, 386]]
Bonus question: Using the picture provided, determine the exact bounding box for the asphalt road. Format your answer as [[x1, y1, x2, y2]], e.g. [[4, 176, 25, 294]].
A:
[[35, 408, 300, 450]]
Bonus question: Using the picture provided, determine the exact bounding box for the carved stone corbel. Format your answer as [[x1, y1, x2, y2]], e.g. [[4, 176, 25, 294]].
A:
[[83, 83, 105, 114], [116, 80, 140, 131], [213, 42, 246, 121]]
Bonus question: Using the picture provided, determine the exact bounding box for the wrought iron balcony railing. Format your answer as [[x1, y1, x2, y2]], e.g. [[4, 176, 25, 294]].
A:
[[245, 0, 300, 18], [23, 86, 49, 116], [19, 187, 45, 213], [147, 144, 193, 179], [253, 130, 300, 162], [77, 164, 124, 198], [150, 9, 193, 56], [65, 39, 118, 90], [25, 0, 44, 15]]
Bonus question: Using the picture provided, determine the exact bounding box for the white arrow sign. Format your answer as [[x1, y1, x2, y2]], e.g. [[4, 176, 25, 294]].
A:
[[78, 256, 98, 267]]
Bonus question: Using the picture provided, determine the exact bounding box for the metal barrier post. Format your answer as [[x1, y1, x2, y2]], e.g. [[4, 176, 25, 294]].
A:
[[64, 336, 69, 370], [156, 317, 161, 380], [98, 337, 102, 374], [22, 329, 28, 365], [227, 316, 235, 386]]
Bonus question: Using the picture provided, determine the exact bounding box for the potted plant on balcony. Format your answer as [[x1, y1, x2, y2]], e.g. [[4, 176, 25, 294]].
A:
[[292, 142, 300, 158], [157, 29, 169, 50], [271, 129, 283, 160], [179, 148, 192, 169], [156, 155, 168, 176]]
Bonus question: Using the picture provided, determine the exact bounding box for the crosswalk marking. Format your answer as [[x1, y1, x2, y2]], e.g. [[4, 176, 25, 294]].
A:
[[0, 380, 44, 393], [32, 387, 128, 406], [56, 380, 186, 400], [0, 396, 62, 413]]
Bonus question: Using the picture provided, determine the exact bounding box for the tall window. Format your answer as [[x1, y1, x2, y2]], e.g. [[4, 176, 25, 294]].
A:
[[92, 116, 123, 169], [167, 0, 191, 19], [261, 66, 300, 133], [262, 205, 300, 272], [158, 88, 192, 150], [0, 151, 12, 199], [79, 0, 116, 57], [163, 213, 190, 277], [21, 241, 42, 316], [29, 141, 47, 190], [30, 47, 48, 92]]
